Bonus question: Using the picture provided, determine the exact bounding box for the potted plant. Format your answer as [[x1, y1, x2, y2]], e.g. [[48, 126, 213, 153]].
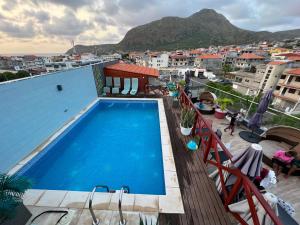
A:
[[178, 80, 186, 89], [180, 107, 196, 136], [0, 174, 31, 225], [214, 98, 234, 119], [167, 82, 178, 97]]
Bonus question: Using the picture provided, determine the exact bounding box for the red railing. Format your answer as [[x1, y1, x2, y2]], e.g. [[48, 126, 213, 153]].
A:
[[179, 90, 282, 225]]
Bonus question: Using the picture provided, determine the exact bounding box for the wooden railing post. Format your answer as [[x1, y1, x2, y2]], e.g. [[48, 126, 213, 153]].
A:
[[175, 86, 283, 225]]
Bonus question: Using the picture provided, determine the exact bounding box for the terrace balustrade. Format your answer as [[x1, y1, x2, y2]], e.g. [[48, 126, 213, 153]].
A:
[[179, 89, 283, 225]]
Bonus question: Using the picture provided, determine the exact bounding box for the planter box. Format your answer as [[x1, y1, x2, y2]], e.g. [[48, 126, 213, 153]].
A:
[[1, 204, 32, 225], [214, 108, 226, 119], [180, 126, 192, 136]]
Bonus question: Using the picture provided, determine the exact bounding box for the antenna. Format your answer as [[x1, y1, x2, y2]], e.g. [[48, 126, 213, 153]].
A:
[[70, 40, 76, 55]]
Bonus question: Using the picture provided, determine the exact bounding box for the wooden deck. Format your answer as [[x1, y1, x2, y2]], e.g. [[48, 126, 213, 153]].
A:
[[159, 97, 234, 225]]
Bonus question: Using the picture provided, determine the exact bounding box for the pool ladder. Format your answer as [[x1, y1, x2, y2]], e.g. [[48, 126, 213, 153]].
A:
[[89, 185, 130, 225]]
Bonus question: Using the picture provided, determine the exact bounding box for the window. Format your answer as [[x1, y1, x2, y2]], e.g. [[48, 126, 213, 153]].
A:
[[281, 75, 286, 79], [276, 86, 280, 90], [296, 77, 300, 82], [288, 89, 296, 94]]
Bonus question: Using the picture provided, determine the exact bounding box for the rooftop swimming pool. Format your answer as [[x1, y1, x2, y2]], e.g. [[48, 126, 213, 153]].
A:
[[17, 99, 165, 195]]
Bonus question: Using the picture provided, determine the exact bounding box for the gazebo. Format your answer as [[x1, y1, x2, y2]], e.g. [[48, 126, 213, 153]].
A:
[[103, 62, 159, 93]]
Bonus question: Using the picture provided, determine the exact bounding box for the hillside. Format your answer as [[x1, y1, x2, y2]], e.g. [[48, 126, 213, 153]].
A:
[[66, 9, 300, 54]]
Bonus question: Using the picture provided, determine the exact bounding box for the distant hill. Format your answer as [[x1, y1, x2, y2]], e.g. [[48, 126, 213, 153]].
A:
[[66, 9, 300, 54]]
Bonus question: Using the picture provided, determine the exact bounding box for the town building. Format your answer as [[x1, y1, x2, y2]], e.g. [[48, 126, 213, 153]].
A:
[[169, 54, 189, 67], [273, 68, 300, 112], [259, 61, 287, 92], [194, 54, 222, 74], [235, 53, 265, 70], [231, 64, 266, 95], [148, 53, 169, 69], [100, 53, 122, 62], [222, 51, 238, 67]]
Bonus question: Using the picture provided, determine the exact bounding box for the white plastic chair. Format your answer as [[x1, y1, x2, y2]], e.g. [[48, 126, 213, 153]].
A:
[[121, 78, 131, 95], [112, 77, 121, 94], [130, 78, 138, 95]]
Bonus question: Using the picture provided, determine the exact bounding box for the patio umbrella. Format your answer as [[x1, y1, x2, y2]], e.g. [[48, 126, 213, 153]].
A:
[[239, 90, 273, 143], [248, 90, 273, 129], [225, 143, 263, 190], [232, 143, 263, 178]]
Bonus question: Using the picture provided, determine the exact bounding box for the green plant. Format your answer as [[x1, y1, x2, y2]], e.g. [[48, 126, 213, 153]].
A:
[[0, 174, 31, 222], [167, 82, 177, 92], [180, 107, 196, 128], [215, 98, 234, 111], [178, 80, 186, 87], [139, 215, 170, 225], [222, 64, 232, 76]]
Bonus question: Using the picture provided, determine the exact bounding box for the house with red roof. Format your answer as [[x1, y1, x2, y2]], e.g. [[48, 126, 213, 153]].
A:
[[194, 54, 222, 73], [235, 53, 265, 69], [103, 62, 159, 93], [273, 68, 300, 112]]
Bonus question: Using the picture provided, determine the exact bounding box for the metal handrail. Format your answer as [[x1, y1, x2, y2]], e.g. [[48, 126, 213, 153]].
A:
[[119, 186, 130, 225], [89, 185, 110, 225]]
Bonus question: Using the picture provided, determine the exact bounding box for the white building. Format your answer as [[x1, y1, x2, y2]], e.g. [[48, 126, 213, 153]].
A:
[[148, 53, 169, 69], [259, 61, 287, 92], [100, 53, 122, 62]]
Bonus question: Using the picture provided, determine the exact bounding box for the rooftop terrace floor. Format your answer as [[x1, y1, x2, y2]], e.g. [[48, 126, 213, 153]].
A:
[[159, 97, 233, 225], [201, 113, 300, 224]]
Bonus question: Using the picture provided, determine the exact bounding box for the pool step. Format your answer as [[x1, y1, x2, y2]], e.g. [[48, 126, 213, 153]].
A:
[[89, 185, 129, 225]]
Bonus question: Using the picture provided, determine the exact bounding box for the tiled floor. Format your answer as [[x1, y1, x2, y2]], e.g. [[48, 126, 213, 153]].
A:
[[25, 206, 158, 225]]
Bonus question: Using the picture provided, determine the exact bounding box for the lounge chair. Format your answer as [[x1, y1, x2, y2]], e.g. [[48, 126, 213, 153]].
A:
[[112, 77, 121, 94], [121, 78, 131, 95], [130, 78, 138, 95], [103, 77, 112, 94]]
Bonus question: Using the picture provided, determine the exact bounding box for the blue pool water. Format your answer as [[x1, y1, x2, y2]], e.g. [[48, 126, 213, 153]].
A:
[[17, 100, 165, 195]]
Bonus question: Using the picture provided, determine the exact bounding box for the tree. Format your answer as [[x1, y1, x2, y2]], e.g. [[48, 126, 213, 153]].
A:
[[15, 71, 30, 79], [222, 64, 232, 77]]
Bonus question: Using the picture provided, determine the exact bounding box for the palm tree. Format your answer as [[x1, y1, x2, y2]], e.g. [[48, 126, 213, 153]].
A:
[[0, 174, 31, 223]]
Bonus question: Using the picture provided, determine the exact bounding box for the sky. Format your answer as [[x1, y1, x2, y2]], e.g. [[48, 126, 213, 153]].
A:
[[0, 0, 300, 54]]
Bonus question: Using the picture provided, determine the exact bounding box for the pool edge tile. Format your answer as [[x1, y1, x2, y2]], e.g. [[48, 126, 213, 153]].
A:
[[60, 191, 90, 209], [159, 188, 184, 214], [133, 194, 159, 212], [84, 192, 112, 210], [35, 190, 67, 207], [23, 189, 45, 206]]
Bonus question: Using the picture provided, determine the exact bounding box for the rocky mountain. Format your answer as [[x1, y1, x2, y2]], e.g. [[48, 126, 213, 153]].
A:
[[66, 9, 300, 54]]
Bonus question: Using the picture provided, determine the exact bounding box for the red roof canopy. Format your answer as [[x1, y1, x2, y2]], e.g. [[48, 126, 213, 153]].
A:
[[104, 63, 159, 77], [277, 53, 300, 57], [288, 56, 300, 61], [287, 68, 300, 76], [268, 61, 287, 65], [197, 54, 222, 59], [238, 53, 264, 59]]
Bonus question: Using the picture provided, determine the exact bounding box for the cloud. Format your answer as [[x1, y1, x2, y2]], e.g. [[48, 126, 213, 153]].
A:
[[23, 10, 50, 22], [0, 0, 300, 53], [1, 0, 19, 11], [43, 9, 91, 36], [0, 20, 36, 38], [31, 0, 90, 9]]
